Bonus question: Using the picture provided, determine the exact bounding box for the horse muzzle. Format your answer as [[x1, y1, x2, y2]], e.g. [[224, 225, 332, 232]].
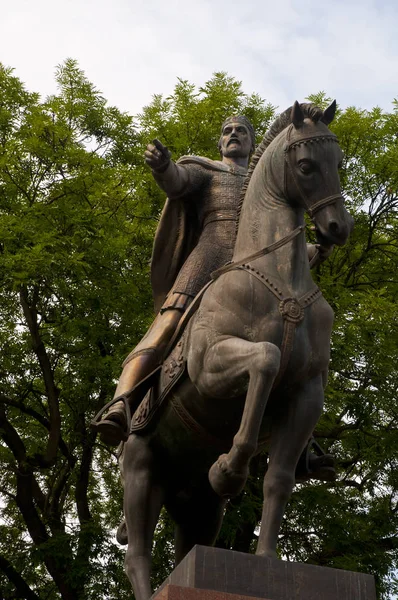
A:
[[313, 200, 354, 246]]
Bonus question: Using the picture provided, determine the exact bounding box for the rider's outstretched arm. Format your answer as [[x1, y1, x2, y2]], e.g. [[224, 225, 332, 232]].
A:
[[145, 139, 189, 198]]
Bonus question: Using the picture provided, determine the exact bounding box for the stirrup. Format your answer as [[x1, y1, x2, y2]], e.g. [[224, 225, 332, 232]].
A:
[[90, 393, 132, 444], [90, 366, 162, 444]]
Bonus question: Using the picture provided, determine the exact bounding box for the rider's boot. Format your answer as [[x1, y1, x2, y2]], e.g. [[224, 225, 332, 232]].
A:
[[91, 306, 184, 446]]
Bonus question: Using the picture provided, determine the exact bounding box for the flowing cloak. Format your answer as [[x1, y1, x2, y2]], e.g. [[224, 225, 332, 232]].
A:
[[150, 155, 246, 314]]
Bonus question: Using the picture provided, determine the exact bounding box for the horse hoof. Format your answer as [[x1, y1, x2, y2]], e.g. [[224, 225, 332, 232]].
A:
[[208, 454, 249, 498]]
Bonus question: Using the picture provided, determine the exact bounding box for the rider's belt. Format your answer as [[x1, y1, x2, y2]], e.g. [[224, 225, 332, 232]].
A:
[[203, 210, 237, 228]]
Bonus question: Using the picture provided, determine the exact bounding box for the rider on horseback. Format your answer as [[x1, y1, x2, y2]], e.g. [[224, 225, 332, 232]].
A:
[[91, 114, 334, 481]]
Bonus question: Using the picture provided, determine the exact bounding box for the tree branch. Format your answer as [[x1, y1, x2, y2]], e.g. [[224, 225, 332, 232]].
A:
[[0, 394, 75, 467], [75, 425, 95, 525], [19, 285, 61, 466], [0, 554, 41, 600], [0, 405, 77, 599], [0, 405, 26, 463]]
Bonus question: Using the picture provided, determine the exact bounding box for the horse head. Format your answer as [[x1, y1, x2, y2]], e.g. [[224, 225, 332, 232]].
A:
[[284, 101, 354, 247]]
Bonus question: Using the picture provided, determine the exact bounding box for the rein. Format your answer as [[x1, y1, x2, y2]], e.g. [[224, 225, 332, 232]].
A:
[[211, 225, 305, 280]]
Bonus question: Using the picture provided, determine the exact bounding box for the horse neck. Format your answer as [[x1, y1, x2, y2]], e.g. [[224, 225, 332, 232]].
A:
[[234, 160, 313, 295]]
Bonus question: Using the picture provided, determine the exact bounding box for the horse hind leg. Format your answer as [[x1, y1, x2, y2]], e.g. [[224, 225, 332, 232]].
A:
[[168, 480, 227, 566], [123, 434, 164, 600], [190, 337, 280, 499]]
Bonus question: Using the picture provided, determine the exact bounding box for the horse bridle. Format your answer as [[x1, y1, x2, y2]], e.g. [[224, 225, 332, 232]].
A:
[[283, 124, 344, 219]]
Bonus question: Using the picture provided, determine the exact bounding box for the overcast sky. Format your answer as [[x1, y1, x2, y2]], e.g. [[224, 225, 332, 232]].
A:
[[1, 0, 397, 117]]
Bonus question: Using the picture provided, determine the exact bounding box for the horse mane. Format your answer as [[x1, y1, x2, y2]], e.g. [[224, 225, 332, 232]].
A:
[[236, 103, 324, 232]]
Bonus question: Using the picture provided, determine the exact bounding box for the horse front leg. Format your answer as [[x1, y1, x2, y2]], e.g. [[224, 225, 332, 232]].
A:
[[189, 337, 280, 498], [256, 375, 324, 558], [123, 434, 164, 600]]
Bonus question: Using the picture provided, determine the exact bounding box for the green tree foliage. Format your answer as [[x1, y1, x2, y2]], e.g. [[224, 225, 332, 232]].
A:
[[1, 62, 397, 599]]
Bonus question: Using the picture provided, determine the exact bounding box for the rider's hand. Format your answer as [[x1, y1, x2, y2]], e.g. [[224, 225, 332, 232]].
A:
[[315, 243, 334, 262], [308, 242, 334, 268], [144, 139, 171, 172]]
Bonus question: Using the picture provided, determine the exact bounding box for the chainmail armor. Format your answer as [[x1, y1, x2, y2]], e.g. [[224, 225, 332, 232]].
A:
[[162, 162, 246, 307]]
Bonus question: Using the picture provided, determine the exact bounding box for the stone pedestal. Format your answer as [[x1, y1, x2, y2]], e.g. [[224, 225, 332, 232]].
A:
[[152, 545, 376, 600], [154, 585, 267, 600]]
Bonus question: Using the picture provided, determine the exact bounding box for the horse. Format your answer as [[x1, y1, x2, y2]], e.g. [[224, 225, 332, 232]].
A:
[[121, 101, 353, 600]]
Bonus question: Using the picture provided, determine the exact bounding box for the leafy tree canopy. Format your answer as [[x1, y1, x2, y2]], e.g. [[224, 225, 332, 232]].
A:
[[0, 61, 397, 599]]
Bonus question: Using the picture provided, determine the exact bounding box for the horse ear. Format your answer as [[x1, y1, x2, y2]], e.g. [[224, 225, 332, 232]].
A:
[[321, 100, 337, 125], [291, 101, 304, 128]]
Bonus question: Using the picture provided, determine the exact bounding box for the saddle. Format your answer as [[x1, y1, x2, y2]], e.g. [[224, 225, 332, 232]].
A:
[[130, 336, 188, 434]]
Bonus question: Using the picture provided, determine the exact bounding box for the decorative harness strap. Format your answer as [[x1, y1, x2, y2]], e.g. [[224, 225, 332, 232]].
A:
[[209, 223, 323, 387], [235, 263, 322, 386]]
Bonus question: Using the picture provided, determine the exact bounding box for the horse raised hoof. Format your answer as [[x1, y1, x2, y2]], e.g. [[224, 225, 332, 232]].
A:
[[208, 454, 249, 498], [307, 453, 336, 482]]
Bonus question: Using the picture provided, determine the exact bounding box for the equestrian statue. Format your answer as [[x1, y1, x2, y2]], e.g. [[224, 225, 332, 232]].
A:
[[92, 102, 353, 600]]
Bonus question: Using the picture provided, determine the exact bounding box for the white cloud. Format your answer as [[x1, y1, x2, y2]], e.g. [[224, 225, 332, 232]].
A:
[[1, 0, 397, 116]]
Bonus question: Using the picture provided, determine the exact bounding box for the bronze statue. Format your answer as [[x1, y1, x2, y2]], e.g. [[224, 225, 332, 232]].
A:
[[115, 102, 353, 599]]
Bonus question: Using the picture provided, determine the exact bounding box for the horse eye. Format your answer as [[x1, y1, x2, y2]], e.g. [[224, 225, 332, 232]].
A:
[[299, 161, 313, 174]]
